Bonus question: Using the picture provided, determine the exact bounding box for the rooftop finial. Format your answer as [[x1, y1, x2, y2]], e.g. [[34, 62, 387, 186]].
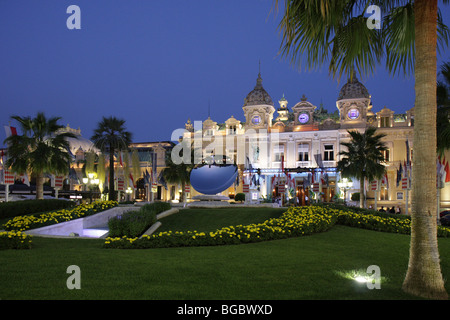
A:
[[208, 98, 211, 118]]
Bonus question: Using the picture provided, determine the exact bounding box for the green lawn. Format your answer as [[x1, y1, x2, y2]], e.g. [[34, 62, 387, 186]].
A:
[[157, 207, 286, 232], [1, 207, 449, 300]]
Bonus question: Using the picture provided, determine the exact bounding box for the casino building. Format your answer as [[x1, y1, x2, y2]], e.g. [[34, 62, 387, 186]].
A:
[[181, 71, 450, 213], [1, 72, 449, 213]]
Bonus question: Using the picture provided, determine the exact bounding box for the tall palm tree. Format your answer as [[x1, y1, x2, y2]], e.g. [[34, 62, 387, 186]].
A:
[[337, 127, 387, 208], [437, 61, 450, 155], [4, 112, 76, 200], [275, 0, 449, 299], [91, 116, 132, 201]]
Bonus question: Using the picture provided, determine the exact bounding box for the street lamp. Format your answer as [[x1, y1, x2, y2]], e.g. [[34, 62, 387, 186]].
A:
[[83, 172, 99, 203], [126, 186, 133, 202], [337, 178, 353, 205]]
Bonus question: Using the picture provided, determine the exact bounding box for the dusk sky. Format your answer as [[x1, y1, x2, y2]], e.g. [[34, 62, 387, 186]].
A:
[[1, 1, 449, 146]]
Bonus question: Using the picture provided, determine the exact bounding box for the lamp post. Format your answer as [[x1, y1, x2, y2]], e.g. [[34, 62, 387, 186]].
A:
[[126, 186, 133, 202], [83, 172, 99, 203], [337, 178, 353, 206]]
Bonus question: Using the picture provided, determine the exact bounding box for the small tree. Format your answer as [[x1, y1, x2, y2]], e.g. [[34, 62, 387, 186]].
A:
[[337, 127, 387, 208]]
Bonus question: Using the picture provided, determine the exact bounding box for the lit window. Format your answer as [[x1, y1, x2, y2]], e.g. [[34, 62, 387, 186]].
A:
[[323, 144, 334, 161], [379, 187, 389, 201], [381, 149, 390, 162], [380, 116, 390, 128], [274, 144, 285, 162], [298, 143, 309, 162]]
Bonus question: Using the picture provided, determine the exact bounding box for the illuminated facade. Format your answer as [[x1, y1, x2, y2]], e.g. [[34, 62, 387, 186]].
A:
[[180, 72, 450, 213]]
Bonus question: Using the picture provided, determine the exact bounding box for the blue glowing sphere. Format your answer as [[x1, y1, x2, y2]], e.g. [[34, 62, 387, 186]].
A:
[[190, 164, 238, 195]]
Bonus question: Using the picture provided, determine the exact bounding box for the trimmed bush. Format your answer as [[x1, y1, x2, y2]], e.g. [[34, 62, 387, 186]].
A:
[[107, 202, 171, 238], [108, 208, 157, 238], [0, 199, 76, 220], [234, 193, 245, 202]]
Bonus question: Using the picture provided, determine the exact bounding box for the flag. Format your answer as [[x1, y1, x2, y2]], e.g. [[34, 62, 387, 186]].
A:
[[445, 160, 450, 183], [152, 152, 157, 183], [129, 173, 135, 188], [403, 161, 407, 177], [19, 172, 30, 186], [4, 125, 17, 137], [437, 156, 444, 186], [381, 173, 389, 188], [314, 153, 324, 169], [144, 169, 151, 185], [119, 152, 124, 168], [157, 170, 168, 190], [303, 173, 311, 189], [0, 149, 5, 166], [397, 162, 402, 187], [323, 171, 329, 187], [406, 140, 410, 166]]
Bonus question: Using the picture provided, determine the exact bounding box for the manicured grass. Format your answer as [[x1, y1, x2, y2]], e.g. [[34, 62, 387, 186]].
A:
[[1, 224, 449, 300], [157, 207, 286, 233]]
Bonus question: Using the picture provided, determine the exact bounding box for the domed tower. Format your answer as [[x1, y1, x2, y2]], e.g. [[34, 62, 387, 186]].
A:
[[242, 72, 275, 130], [336, 72, 373, 128]]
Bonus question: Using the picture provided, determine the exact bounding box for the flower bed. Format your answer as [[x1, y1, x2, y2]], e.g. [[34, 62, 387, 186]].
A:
[[0, 231, 32, 250], [103, 205, 450, 249], [103, 206, 338, 249], [2, 200, 118, 232]]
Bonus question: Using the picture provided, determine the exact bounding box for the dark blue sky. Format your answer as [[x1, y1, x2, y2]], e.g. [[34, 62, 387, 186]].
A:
[[1, 1, 449, 146]]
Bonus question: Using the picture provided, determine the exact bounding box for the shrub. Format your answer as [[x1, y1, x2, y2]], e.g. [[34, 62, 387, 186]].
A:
[[235, 193, 246, 203], [108, 209, 157, 238], [107, 202, 171, 238], [147, 201, 171, 213], [0, 199, 76, 220]]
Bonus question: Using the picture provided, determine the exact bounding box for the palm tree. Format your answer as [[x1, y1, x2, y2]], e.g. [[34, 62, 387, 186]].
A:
[[4, 112, 76, 200], [91, 116, 132, 201], [275, 0, 449, 299], [437, 61, 450, 155], [337, 127, 387, 208], [161, 140, 194, 202]]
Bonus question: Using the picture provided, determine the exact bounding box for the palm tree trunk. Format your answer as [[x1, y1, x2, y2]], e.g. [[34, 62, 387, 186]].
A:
[[402, 0, 448, 299], [181, 181, 185, 203], [35, 172, 44, 200], [109, 147, 116, 201], [359, 177, 364, 208]]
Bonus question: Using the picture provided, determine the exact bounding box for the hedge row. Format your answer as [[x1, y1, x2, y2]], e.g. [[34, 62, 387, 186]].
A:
[[0, 199, 76, 220]]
